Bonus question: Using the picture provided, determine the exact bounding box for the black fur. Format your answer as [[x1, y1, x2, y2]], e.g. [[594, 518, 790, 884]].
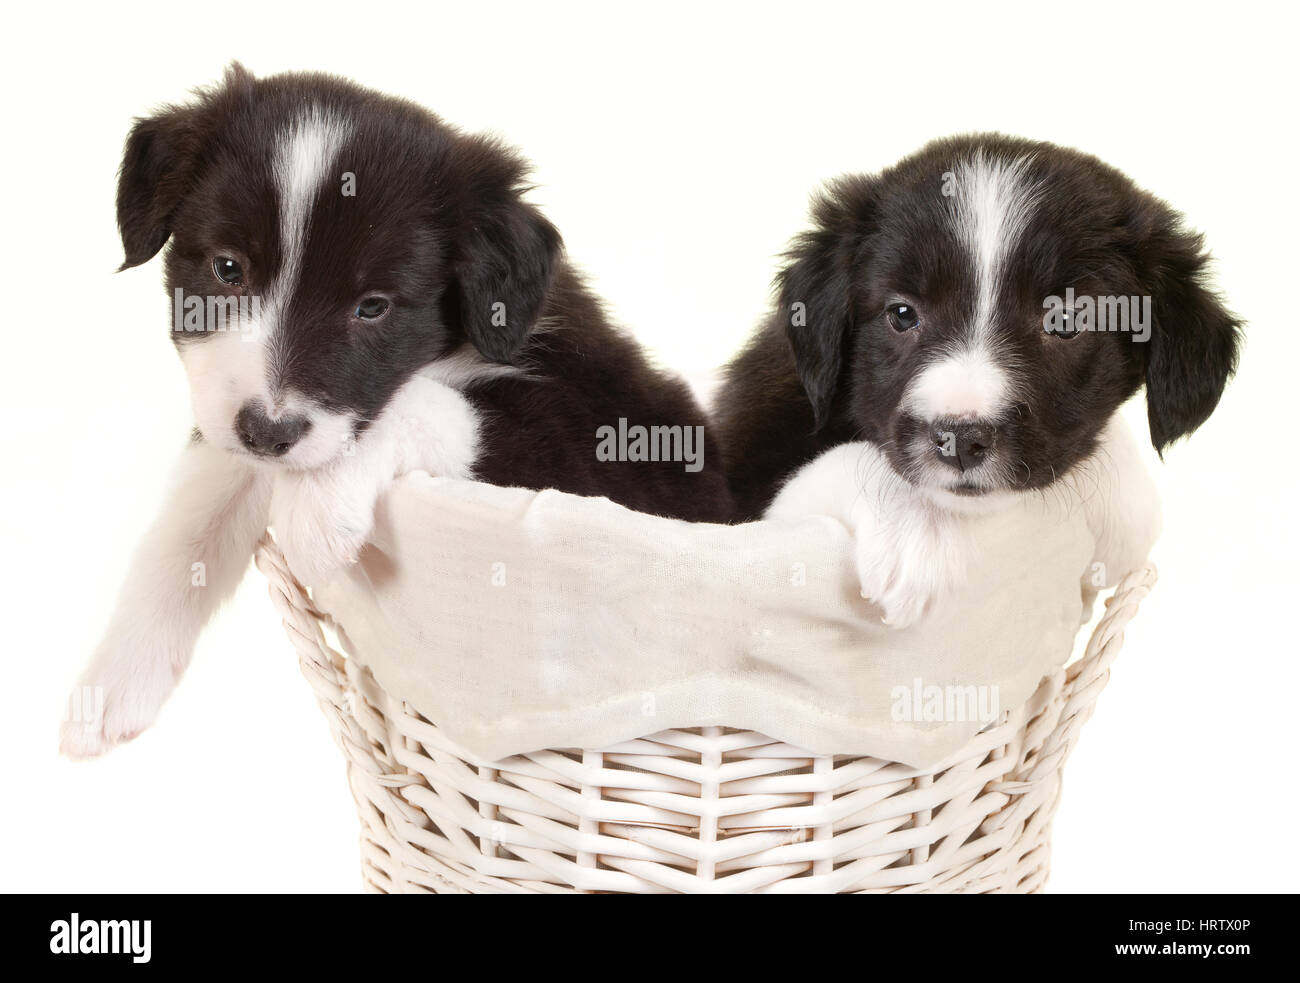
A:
[[716, 134, 1242, 520], [116, 63, 731, 523]]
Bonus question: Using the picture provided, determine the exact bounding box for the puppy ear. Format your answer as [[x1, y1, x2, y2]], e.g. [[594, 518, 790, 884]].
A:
[[448, 140, 562, 364], [778, 175, 877, 429], [116, 106, 203, 270], [116, 62, 255, 271], [1136, 203, 1243, 453]]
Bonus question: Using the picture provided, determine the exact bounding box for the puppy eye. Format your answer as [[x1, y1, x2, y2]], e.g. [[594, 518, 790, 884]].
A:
[[886, 303, 920, 332], [213, 256, 243, 285], [1053, 308, 1084, 340], [354, 297, 391, 320]]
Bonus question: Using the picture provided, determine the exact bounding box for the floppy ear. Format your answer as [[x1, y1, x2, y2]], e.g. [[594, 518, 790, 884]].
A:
[[448, 142, 562, 364], [115, 62, 254, 270], [777, 175, 877, 429], [1136, 204, 1243, 453], [116, 105, 203, 269]]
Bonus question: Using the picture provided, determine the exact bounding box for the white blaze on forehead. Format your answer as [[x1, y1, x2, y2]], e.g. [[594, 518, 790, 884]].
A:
[[247, 107, 353, 410], [905, 148, 1040, 423], [905, 346, 1013, 421], [949, 149, 1040, 346], [272, 107, 351, 312], [180, 108, 352, 458]]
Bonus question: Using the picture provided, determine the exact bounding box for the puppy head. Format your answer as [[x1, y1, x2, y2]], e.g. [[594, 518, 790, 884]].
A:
[[116, 62, 560, 469], [778, 134, 1241, 502]]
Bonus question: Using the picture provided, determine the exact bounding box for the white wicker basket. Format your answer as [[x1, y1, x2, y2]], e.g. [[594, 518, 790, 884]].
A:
[[255, 536, 1155, 894]]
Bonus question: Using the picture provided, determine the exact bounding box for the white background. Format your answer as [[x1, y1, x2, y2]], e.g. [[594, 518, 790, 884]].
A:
[[2, 0, 1296, 893]]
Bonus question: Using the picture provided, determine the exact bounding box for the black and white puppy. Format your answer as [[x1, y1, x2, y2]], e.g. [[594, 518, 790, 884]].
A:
[[717, 134, 1240, 626], [62, 65, 730, 758]]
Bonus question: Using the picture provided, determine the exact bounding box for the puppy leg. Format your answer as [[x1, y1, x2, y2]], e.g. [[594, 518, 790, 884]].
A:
[[1069, 416, 1163, 595], [853, 495, 970, 629], [61, 439, 270, 758], [271, 373, 479, 587], [768, 442, 965, 629]]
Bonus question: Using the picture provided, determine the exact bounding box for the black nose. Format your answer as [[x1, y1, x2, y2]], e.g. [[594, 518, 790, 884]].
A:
[[235, 403, 311, 457], [930, 419, 995, 472]]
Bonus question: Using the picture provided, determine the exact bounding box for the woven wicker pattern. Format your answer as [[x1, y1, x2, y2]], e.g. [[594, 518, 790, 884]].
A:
[[255, 536, 1155, 894]]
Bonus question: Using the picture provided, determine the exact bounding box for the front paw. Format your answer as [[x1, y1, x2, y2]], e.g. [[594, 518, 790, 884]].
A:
[[855, 527, 951, 630], [270, 473, 376, 586], [858, 562, 933, 629], [59, 659, 179, 760]]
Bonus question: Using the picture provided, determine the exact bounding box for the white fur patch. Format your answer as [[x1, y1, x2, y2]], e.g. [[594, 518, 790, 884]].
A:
[[421, 344, 530, 390], [271, 373, 482, 585], [177, 327, 267, 455], [949, 150, 1041, 347], [1063, 415, 1163, 591], [904, 346, 1013, 421]]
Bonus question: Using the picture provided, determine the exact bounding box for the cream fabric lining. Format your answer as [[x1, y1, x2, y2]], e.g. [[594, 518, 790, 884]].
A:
[[313, 474, 1095, 768]]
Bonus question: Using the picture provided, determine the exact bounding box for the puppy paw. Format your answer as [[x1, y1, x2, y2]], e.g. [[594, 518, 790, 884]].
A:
[[854, 519, 957, 630], [270, 471, 377, 587], [857, 558, 933, 629], [868, 582, 934, 630], [59, 658, 179, 760]]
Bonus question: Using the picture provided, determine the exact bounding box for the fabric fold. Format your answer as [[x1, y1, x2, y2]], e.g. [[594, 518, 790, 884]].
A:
[[312, 473, 1094, 768]]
